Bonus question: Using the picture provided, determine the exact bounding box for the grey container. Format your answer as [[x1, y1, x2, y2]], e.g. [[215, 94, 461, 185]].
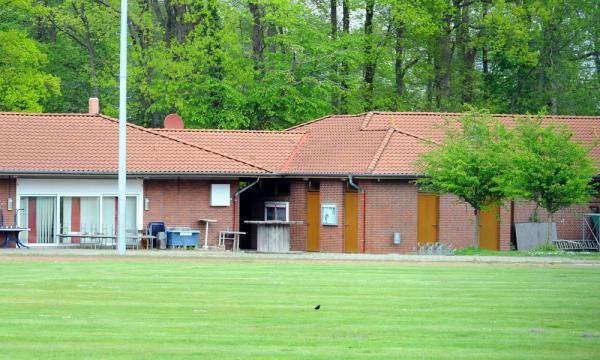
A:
[[157, 232, 167, 249]]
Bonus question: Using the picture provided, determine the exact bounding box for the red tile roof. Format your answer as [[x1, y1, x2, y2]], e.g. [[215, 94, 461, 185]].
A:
[[2, 111, 598, 177], [153, 129, 305, 172], [0, 113, 268, 174], [285, 112, 600, 175]]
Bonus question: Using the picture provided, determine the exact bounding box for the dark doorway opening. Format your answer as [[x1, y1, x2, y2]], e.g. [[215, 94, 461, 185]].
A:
[[239, 179, 291, 250]]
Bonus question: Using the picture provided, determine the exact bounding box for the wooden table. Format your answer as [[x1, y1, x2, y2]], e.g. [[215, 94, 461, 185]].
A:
[[218, 231, 246, 251], [0, 228, 30, 248]]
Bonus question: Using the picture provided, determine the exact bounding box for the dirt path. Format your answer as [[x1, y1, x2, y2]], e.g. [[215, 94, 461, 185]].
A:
[[1, 248, 599, 267]]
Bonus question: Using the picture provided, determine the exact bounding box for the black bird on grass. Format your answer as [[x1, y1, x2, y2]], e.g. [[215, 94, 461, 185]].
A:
[[314, 304, 320, 310]]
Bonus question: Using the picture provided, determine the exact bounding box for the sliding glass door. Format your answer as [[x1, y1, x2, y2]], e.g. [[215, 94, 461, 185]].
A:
[[60, 197, 101, 241], [102, 196, 137, 235], [19, 195, 138, 244], [19, 196, 57, 244]]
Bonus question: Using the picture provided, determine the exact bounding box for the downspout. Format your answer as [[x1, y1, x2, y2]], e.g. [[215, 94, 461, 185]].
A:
[[348, 175, 366, 253], [233, 178, 260, 231]]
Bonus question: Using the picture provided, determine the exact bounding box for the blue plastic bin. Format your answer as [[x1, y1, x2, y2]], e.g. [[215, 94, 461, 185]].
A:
[[166, 228, 200, 248]]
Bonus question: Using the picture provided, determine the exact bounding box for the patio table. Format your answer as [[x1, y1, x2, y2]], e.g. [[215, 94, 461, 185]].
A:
[[0, 227, 30, 248], [199, 219, 217, 249], [57, 233, 116, 249]]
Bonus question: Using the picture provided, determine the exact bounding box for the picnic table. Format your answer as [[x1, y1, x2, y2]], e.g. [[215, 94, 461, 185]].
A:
[[0, 227, 30, 248], [57, 233, 156, 249]]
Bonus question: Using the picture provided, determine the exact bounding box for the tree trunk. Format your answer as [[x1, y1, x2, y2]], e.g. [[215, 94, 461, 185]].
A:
[[340, 0, 350, 113], [457, 3, 475, 104], [546, 211, 555, 245], [249, 1, 266, 80], [78, 3, 100, 98], [481, 2, 490, 100], [395, 24, 405, 99], [473, 208, 481, 248], [363, 0, 375, 110], [330, 0, 339, 111], [434, 16, 452, 110]]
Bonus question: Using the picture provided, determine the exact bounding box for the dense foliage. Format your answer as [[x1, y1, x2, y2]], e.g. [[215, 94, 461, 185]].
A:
[[1, 0, 599, 128], [508, 117, 597, 241]]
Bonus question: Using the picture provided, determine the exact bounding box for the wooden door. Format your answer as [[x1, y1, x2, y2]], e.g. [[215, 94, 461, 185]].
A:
[[344, 191, 359, 253], [417, 193, 438, 244], [306, 191, 320, 251], [480, 205, 499, 250]]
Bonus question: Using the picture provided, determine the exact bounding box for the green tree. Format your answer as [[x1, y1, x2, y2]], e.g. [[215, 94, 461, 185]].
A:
[[418, 111, 513, 247], [0, 29, 60, 111], [508, 116, 598, 242]]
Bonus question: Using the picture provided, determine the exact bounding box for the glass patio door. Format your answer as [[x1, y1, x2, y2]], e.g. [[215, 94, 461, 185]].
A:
[[19, 196, 57, 244]]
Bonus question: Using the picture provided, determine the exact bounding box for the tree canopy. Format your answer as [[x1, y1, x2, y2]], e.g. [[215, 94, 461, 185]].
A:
[[1, 0, 599, 128], [508, 117, 598, 241], [418, 111, 598, 247], [417, 111, 513, 247]]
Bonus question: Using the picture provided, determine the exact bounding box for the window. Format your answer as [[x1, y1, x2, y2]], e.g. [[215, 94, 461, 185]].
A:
[[264, 202, 289, 221], [211, 184, 230, 206], [59, 196, 137, 236]]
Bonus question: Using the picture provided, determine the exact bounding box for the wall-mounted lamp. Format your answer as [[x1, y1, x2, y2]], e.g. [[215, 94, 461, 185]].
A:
[[7, 197, 13, 211], [144, 198, 150, 211]]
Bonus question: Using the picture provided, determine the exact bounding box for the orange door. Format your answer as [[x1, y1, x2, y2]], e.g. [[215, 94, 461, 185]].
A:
[[480, 205, 499, 250], [307, 191, 320, 251], [344, 191, 359, 253], [417, 193, 438, 244]]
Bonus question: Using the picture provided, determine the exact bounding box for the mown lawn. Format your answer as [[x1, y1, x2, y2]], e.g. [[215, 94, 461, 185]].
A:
[[0, 257, 599, 359]]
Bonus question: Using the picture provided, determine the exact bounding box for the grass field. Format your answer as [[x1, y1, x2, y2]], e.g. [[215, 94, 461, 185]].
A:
[[1, 257, 599, 359]]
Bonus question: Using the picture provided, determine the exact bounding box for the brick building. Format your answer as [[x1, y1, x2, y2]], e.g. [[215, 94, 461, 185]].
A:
[[1, 105, 598, 252]]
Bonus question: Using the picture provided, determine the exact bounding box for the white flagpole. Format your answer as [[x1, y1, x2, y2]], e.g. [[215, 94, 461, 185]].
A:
[[117, 0, 128, 255]]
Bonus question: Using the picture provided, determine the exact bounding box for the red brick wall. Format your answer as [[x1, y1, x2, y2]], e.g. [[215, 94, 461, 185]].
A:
[[319, 180, 344, 252], [513, 199, 600, 241], [438, 194, 474, 248], [0, 178, 16, 247], [499, 205, 511, 251], [361, 180, 418, 253], [0, 178, 16, 227], [286, 179, 513, 254], [437, 194, 511, 250], [289, 180, 307, 251], [143, 179, 239, 247], [354, 181, 511, 253]]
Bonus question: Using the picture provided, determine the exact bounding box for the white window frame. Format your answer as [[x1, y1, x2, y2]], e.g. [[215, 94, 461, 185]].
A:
[[264, 201, 289, 222], [210, 184, 231, 207], [16, 179, 143, 243]]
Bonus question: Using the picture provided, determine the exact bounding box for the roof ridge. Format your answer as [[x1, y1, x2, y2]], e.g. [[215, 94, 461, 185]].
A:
[[284, 113, 367, 131], [393, 126, 441, 145], [154, 128, 306, 134], [367, 129, 395, 173], [96, 114, 270, 173], [363, 111, 600, 119], [360, 112, 375, 130], [280, 132, 310, 172], [0, 112, 98, 116]]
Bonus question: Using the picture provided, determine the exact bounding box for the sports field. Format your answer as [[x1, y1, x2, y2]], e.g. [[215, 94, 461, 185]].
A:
[[0, 256, 599, 359]]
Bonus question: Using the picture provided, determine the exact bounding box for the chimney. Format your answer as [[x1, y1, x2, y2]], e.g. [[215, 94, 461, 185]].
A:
[[164, 113, 184, 129], [88, 97, 100, 114]]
